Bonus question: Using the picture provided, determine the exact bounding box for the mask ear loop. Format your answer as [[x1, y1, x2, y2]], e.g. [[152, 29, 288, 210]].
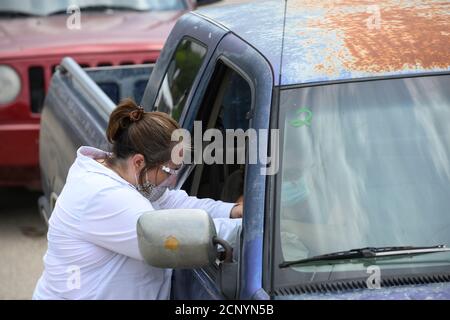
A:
[[135, 167, 149, 190], [134, 172, 140, 190]]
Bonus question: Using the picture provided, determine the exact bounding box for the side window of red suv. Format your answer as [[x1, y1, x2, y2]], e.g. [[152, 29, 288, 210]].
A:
[[153, 38, 207, 121]]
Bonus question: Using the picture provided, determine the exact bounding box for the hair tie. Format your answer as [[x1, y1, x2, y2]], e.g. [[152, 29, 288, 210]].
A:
[[129, 106, 144, 122]]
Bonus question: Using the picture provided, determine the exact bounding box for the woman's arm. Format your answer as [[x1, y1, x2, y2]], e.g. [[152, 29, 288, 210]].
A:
[[213, 218, 242, 248], [152, 189, 240, 219], [79, 187, 154, 260]]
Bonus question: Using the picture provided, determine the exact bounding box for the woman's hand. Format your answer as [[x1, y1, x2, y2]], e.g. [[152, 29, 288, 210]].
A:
[[230, 196, 244, 218], [230, 203, 243, 218]]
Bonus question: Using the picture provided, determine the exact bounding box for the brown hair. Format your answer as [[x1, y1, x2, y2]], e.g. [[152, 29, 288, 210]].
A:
[[106, 98, 180, 185]]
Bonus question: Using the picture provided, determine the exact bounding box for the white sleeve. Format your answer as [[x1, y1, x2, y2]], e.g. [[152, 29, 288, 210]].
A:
[[152, 189, 235, 219], [79, 186, 153, 261], [213, 218, 242, 248]]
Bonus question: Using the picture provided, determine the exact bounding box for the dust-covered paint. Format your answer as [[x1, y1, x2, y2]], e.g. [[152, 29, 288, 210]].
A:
[[299, 1, 448, 71], [197, 0, 450, 85]]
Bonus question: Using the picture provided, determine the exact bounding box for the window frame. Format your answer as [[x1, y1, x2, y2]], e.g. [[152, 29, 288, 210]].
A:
[[272, 72, 450, 292], [179, 57, 254, 282], [188, 58, 254, 195], [177, 32, 274, 300], [140, 12, 227, 116]]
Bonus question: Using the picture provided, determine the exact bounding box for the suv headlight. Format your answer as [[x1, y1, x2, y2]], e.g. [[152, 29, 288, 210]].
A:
[[0, 65, 21, 105]]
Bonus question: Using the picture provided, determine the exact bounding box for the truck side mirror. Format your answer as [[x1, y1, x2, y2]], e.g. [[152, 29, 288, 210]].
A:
[[137, 209, 218, 268], [195, 0, 223, 6]]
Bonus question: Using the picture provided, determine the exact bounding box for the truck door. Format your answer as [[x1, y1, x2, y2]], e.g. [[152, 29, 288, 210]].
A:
[[170, 32, 274, 300]]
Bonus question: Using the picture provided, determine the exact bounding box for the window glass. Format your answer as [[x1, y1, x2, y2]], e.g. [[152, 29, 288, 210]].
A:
[[154, 39, 207, 121], [277, 75, 450, 278]]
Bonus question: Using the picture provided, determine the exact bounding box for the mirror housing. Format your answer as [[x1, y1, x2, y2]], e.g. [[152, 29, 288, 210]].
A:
[[195, 0, 223, 7], [137, 209, 217, 268]]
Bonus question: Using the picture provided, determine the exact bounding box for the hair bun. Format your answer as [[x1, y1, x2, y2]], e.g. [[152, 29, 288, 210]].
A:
[[129, 106, 145, 122]]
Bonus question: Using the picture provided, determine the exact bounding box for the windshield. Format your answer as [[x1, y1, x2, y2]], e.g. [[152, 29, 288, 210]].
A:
[[276, 74, 450, 282], [0, 0, 186, 16]]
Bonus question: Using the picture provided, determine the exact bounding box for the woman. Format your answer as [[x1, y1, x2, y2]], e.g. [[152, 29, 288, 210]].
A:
[[33, 99, 242, 300]]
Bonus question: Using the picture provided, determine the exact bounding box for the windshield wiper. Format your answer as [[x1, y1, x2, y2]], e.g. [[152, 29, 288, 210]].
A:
[[48, 5, 149, 16], [279, 245, 450, 268]]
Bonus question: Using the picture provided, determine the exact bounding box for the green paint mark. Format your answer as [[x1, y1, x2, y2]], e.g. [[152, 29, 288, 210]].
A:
[[289, 107, 312, 127]]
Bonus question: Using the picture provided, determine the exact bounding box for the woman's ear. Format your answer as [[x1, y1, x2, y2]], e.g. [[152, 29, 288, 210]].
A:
[[131, 153, 146, 171]]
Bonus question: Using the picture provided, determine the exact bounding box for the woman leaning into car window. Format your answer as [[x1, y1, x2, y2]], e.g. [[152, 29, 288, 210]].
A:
[[33, 99, 243, 300]]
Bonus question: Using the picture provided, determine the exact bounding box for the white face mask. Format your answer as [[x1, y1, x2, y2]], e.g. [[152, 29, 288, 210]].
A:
[[135, 173, 167, 202]]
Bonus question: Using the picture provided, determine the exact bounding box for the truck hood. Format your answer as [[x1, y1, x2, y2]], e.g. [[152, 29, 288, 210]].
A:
[[0, 10, 184, 59], [276, 282, 450, 300]]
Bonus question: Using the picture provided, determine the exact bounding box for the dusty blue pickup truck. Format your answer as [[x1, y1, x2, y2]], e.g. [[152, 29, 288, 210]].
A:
[[39, 0, 450, 299]]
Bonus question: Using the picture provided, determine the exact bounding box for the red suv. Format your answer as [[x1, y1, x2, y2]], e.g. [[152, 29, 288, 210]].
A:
[[0, 0, 198, 189]]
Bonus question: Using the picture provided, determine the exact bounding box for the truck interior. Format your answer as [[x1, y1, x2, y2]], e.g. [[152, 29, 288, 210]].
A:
[[180, 61, 252, 206], [85, 64, 153, 105], [174, 61, 253, 276]]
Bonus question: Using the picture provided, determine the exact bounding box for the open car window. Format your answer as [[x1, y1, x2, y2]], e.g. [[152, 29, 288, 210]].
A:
[[179, 61, 252, 268]]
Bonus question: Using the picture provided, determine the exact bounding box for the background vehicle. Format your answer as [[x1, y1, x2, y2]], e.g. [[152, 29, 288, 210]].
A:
[[39, 0, 450, 299], [0, 0, 202, 189]]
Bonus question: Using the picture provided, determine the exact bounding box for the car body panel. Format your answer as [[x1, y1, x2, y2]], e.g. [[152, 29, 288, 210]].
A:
[[277, 282, 450, 300], [0, 11, 183, 60], [196, 0, 450, 86]]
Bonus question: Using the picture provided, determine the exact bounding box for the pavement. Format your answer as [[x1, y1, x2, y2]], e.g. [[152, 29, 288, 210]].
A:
[[0, 187, 47, 300]]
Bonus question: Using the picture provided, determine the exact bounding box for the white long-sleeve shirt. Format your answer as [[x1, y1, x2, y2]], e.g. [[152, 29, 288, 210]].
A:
[[33, 146, 241, 300]]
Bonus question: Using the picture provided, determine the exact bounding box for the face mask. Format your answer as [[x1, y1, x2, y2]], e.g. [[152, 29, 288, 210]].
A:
[[135, 173, 167, 202], [281, 175, 309, 207]]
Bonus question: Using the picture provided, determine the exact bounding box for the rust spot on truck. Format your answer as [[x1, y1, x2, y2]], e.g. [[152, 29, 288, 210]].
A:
[[164, 236, 179, 251], [291, 0, 450, 75]]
